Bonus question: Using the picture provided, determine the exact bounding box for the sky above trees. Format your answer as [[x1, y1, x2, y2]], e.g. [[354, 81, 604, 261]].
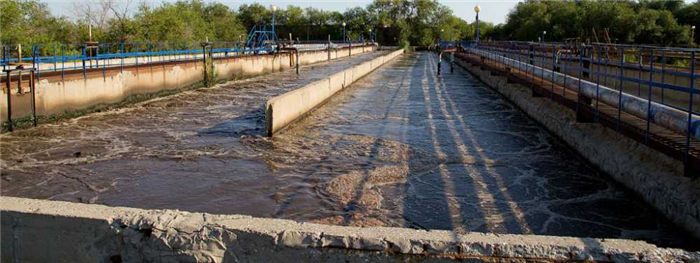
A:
[[2, 0, 699, 49], [37, 0, 697, 26], [40, 0, 513, 25]]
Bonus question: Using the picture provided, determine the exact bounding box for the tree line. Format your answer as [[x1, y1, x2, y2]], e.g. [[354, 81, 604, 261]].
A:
[[487, 0, 700, 46], [3, 0, 696, 51], [0, 0, 485, 50]]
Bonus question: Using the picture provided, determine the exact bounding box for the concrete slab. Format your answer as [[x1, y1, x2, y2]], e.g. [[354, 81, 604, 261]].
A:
[[3, 197, 697, 262]]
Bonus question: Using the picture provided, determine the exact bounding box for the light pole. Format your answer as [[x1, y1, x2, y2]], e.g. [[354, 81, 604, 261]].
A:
[[692, 26, 696, 46], [270, 5, 277, 36], [369, 29, 373, 42], [542, 30, 547, 43], [474, 5, 481, 43], [383, 24, 389, 45], [342, 22, 347, 43]]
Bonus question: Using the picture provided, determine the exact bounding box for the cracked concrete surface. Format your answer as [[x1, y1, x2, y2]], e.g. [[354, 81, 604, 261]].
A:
[[3, 197, 699, 262]]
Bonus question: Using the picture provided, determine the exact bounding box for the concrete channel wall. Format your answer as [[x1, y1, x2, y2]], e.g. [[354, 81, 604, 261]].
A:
[[265, 49, 404, 136], [0, 45, 374, 120], [3, 197, 699, 263], [453, 56, 700, 241]]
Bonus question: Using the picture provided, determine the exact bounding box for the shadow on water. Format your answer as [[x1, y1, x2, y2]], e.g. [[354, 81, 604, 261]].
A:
[[401, 53, 479, 235], [426, 53, 529, 234], [339, 58, 412, 226], [399, 52, 698, 250], [198, 109, 266, 137]]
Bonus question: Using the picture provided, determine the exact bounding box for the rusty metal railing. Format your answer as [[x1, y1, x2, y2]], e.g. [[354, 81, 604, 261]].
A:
[[463, 41, 699, 177]]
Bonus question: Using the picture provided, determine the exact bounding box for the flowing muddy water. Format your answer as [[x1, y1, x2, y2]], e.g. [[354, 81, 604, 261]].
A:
[[1, 51, 695, 249]]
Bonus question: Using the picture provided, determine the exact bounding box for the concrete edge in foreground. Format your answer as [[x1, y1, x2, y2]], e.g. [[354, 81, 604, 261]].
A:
[[2, 197, 698, 262]]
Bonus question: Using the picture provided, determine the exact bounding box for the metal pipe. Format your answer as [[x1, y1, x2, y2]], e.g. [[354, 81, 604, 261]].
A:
[[469, 48, 700, 141]]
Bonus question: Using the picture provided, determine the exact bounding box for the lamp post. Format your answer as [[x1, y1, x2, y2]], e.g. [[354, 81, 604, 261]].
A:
[[692, 26, 696, 46], [342, 22, 347, 43], [542, 30, 547, 43], [369, 29, 373, 42], [474, 5, 481, 43], [270, 5, 277, 36]]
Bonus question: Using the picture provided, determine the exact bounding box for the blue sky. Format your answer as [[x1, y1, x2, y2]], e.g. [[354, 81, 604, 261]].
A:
[[41, 0, 523, 25]]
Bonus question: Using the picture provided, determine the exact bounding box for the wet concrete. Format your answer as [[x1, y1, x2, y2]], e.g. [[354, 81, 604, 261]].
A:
[[1, 51, 695, 250]]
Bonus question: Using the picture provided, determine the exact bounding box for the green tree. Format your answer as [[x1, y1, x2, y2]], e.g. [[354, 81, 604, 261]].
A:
[[238, 3, 270, 30], [675, 1, 700, 45], [204, 3, 246, 42]]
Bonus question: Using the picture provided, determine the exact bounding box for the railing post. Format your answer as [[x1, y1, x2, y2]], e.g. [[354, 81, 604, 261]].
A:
[[202, 44, 207, 84], [661, 50, 666, 103], [4, 70, 11, 132], [595, 45, 601, 122], [82, 44, 87, 79], [31, 45, 40, 85], [61, 45, 65, 81], [135, 43, 140, 71], [31, 45, 36, 71], [102, 45, 107, 81], [53, 43, 57, 71], [437, 52, 442, 76], [617, 47, 625, 133], [577, 44, 592, 122], [551, 44, 556, 100], [562, 47, 568, 99], [296, 49, 300, 75], [120, 43, 124, 73], [637, 49, 643, 96], [30, 69, 37, 127], [645, 50, 654, 145], [1, 45, 5, 72], [526, 44, 531, 90], [685, 51, 696, 178], [583, 46, 590, 79]]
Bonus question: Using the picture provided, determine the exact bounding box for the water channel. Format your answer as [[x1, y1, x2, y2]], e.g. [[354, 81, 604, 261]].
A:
[[1, 51, 694, 249]]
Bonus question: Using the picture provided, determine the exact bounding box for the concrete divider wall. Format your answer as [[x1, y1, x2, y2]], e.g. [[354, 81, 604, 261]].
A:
[[3, 197, 698, 262], [266, 49, 403, 136], [0, 45, 375, 121]]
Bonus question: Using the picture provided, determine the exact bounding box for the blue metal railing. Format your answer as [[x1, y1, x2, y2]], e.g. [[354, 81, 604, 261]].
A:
[[1, 42, 277, 73], [1, 40, 371, 76]]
